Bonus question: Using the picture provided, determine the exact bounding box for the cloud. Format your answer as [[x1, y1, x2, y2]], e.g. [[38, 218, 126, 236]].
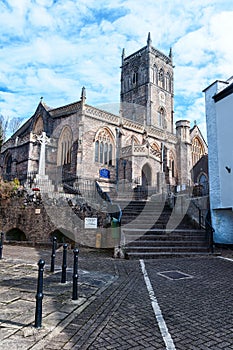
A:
[[1, 0, 233, 142]]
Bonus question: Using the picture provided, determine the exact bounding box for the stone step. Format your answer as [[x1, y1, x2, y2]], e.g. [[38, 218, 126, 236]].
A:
[[125, 251, 212, 259], [117, 198, 210, 259], [126, 246, 209, 252], [126, 240, 208, 247], [122, 227, 205, 233]]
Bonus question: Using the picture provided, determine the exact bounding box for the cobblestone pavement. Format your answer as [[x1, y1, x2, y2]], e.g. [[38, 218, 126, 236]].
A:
[[0, 245, 233, 349]]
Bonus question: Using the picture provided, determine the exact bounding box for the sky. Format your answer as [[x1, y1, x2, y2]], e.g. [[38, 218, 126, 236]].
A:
[[1, 0, 233, 140]]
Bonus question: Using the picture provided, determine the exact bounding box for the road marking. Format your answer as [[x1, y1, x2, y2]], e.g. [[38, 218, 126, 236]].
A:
[[218, 256, 233, 262], [140, 259, 176, 350]]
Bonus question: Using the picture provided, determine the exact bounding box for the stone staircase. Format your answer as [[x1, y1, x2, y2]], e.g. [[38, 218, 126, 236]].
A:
[[117, 199, 211, 259]]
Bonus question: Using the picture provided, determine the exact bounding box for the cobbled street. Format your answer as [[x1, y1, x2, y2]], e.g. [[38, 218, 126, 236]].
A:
[[0, 245, 233, 349]]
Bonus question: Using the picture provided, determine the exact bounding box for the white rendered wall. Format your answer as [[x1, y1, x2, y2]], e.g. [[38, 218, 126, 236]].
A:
[[215, 95, 233, 207], [205, 80, 233, 243]]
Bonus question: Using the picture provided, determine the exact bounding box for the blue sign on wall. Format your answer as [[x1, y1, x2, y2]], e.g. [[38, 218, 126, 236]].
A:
[[99, 168, 110, 179]]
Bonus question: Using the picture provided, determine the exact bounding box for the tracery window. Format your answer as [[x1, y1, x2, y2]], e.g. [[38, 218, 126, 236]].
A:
[[192, 137, 204, 166], [94, 128, 115, 166], [57, 126, 73, 166]]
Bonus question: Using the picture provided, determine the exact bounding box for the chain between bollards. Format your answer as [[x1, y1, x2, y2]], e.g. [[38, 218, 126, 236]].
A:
[[0, 232, 4, 260], [72, 248, 79, 300], [50, 236, 57, 273], [35, 259, 45, 329], [61, 243, 68, 283]]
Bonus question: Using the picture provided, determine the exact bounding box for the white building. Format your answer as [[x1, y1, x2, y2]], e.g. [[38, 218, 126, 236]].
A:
[[204, 77, 233, 244]]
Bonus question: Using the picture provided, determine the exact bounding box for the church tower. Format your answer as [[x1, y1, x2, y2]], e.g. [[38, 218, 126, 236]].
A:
[[120, 33, 174, 133]]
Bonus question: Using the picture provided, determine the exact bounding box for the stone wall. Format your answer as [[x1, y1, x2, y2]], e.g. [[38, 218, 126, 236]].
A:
[[0, 196, 118, 249]]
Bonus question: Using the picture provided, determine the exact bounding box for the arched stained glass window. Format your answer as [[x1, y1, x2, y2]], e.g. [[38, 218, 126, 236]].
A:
[[94, 128, 115, 166]]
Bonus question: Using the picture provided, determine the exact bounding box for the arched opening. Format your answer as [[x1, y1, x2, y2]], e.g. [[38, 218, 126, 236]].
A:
[[142, 163, 152, 187], [57, 126, 73, 167], [6, 228, 27, 241], [50, 229, 75, 247], [33, 115, 44, 135], [198, 173, 209, 196], [140, 163, 152, 199], [5, 153, 12, 180]]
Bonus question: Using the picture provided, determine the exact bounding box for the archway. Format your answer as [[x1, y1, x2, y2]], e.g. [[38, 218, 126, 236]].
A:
[[6, 228, 27, 241], [50, 229, 75, 247], [198, 173, 208, 196], [142, 163, 152, 187], [141, 163, 152, 199]]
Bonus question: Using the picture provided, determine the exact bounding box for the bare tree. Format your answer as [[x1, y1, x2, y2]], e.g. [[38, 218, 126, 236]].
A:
[[0, 114, 8, 151], [9, 117, 22, 135]]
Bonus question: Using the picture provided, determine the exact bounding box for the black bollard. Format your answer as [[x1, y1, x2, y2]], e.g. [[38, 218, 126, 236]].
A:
[[61, 243, 68, 283], [35, 259, 45, 328], [0, 232, 4, 260], [72, 248, 79, 300], [50, 236, 57, 273]]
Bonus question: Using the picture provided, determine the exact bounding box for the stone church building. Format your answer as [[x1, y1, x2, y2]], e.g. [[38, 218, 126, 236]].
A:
[[0, 34, 207, 198]]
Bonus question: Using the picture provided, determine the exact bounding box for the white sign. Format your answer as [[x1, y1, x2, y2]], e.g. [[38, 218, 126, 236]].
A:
[[85, 218, 98, 229]]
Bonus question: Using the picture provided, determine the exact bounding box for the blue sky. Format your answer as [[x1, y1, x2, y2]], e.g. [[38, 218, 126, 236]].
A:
[[1, 0, 233, 140]]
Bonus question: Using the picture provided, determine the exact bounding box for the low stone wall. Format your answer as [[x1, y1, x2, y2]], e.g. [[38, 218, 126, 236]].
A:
[[0, 196, 118, 249]]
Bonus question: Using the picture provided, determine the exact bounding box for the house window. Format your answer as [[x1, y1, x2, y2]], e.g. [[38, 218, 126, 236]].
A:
[[94, 128, 115, 166]]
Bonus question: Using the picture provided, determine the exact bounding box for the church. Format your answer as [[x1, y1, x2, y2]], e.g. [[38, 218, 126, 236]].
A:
[[0, 34, 207, 199]]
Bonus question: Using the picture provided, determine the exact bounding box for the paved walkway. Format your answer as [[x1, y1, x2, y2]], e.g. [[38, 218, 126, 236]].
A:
[[0, 245, 233, 349]]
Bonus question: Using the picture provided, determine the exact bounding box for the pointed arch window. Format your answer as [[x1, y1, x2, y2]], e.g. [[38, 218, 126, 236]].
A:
[[169, 151, 176, 178], [5, 153, 12, 176], [158, 68, 165, 88], [132, 71, 138, 86], [33, 115, 44, 135], [157, 107, 166, 128], [94, 128, 115, 166], [165, 72, 171, 92], [192, 137, 204, 165], [57, 126, 73, 166], [153, 65, 158, 84]]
